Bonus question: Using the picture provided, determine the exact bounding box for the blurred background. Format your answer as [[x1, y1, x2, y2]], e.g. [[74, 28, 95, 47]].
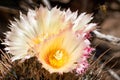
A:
[[0, 0, 120, 79]]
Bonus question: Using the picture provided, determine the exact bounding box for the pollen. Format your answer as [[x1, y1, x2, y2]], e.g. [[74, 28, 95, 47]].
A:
[[47, 49, 69, 68], [54, 50, 63, 60]]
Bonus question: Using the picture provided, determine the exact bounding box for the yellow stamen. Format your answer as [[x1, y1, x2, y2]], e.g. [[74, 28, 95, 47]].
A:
[[53, 50, 63, 60], [47, 49, 69, 68]]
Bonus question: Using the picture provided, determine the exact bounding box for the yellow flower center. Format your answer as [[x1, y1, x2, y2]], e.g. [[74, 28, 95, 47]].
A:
[[53, 50, 63, 60], [47, 49, 69, 68]]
